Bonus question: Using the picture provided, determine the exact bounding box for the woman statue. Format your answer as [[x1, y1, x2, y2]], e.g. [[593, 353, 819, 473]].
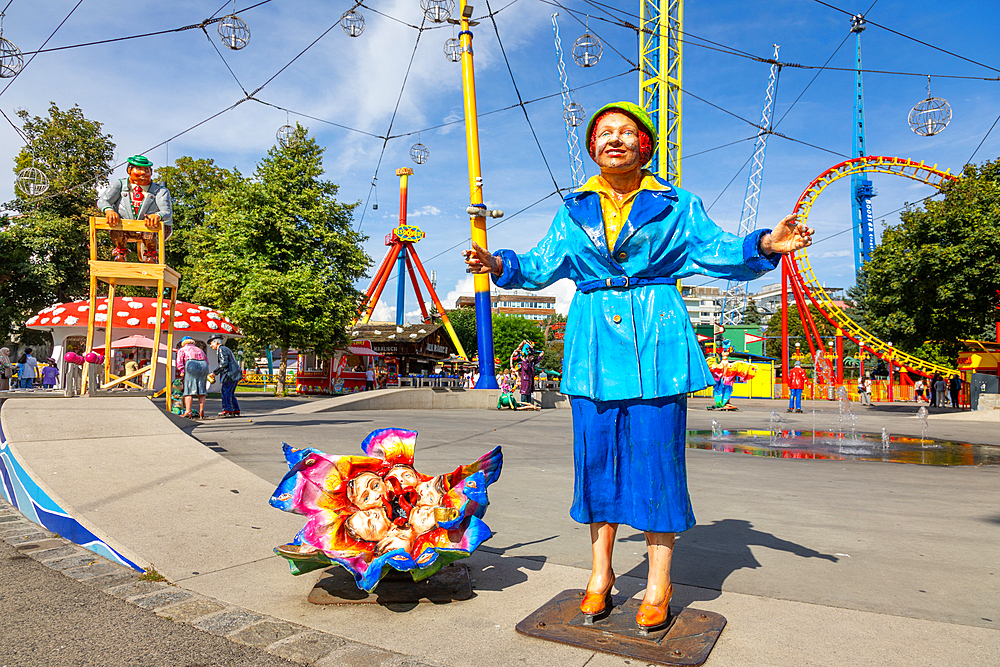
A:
[[464, 101, 812, 632]]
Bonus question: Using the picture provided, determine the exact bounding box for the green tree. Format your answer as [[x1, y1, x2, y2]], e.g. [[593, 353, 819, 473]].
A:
[[11, 103, 115, 219], [191, 125, 370, 394], [155, 157, 241, 299], [492, 313, 546, 367], [1, 104, 114, 341], [864, 159, 1000, 360]]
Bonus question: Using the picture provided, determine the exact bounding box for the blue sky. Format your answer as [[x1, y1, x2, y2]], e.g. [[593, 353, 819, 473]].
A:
[[2, 0, 998, 321]]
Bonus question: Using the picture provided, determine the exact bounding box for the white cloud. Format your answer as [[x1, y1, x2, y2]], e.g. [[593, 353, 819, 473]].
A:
[[370, 298, 395, 323], [819, 250, 851, 258], [444, 275, 476, 311], [410, 205, 441, 217]]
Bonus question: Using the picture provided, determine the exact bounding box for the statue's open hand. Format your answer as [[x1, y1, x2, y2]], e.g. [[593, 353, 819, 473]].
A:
[[104, 209, 121, 225], [761, 214, 814, 255], [144, 214, 161, 229], [462, 242, 501, 276]]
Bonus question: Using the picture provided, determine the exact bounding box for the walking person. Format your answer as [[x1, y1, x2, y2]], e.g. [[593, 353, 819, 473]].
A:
[[787, 361, 807, 413], [933, 376, 947, 408], [175, 337, 209, 419], [40, 358, 59, 389], [949, 374, 962, 410], [914, 377, 925, 403], [208, 335, 241, 417], [858, 374, 871, 406], [18, 348, 38, 389], [0, 347, 12, 391]]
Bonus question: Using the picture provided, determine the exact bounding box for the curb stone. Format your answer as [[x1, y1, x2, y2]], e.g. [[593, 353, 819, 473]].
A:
[[0, 498, 446, 667]]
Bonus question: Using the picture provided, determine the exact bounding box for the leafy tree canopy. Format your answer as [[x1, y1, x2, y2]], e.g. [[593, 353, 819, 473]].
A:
[[11, 103, 115, 219], [190, 125, 370, 393], [2, 104, 114, 343], [863, 159, 1000, 360], [155, 157, 241, 300]]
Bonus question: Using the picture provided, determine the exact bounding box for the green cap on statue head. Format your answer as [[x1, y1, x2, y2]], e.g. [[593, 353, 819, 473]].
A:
[[126, 155, 154, 168], [585, 101, 658, 155]]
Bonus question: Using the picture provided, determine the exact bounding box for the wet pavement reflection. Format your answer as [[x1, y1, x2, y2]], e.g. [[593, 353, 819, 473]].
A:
[[686, 429, 1000, 466]]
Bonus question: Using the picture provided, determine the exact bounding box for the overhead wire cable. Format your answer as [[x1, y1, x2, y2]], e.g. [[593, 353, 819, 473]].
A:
[[14, 0, 277, 56], [965, 112, 1000, 166], [356, 15, 428, 232], [538, 0, 637, 69], [485, 0, 560, 191], [250, 98, 385, 139], [389, 67, 636, 139], [678, 85, 848, 158], [12, 3, 352, 206], [201, 25, 249, 96], [0, 0, 85, 99], [812, 0, 1000, 74], [556, 0, 997, 82], [373, 190, 563, 291]]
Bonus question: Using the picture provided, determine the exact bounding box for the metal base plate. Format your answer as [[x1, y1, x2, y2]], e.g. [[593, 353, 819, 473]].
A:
[[308, 564, 473, 605], [516, 589, 726, 666]]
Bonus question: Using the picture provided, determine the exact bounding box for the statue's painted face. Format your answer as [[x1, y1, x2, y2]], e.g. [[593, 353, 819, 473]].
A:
[[346, 507, 391, 542], [385, 465, 420, 490], [347, 472, 386, 510], [593, 112, 642, 174], [128, 166, 152, 186], [408, 504, 438, 535], [415, 477, 445, 507]]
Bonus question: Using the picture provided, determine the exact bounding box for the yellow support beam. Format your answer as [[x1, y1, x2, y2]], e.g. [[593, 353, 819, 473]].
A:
[[640, 0, 682, 185]]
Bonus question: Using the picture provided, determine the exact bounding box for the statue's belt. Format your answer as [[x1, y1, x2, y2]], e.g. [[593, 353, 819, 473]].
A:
[[576, 276, 676, 294]]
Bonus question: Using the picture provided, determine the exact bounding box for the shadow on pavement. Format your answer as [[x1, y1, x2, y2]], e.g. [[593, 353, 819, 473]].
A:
[[615, 519, 839, 604]]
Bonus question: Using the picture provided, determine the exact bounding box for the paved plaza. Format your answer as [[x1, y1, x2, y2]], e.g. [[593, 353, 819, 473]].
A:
[[2, 393, 998, 666]]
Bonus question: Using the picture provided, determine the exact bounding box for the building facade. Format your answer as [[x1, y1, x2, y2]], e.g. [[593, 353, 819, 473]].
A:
[[455, 291, 556, 322]]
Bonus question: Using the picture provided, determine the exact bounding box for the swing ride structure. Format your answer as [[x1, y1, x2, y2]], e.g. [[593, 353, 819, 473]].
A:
[[355, 167, 468, 361]]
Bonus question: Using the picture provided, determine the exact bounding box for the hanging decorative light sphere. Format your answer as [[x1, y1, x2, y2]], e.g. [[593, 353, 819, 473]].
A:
[[410, 143, 429, 165], [908, 96, 951, 137], [218, 14, 250, 50], [0, 35, 22, 78], [276, 124, 297, 148], [16, 166, 49, 196], [444, 37, 461, 62], [572, 32, 602, 68], [563, 102, 586, 127], [908, 76, 951, 137], [341, 10, 365, 37], [421, 0, 454, 24]]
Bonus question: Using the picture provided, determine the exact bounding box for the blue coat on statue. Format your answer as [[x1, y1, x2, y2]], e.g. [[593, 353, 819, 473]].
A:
[[492, 176, 780, 402]]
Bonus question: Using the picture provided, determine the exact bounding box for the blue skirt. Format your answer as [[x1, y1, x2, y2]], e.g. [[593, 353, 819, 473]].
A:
[[570, 395, 695, 533], [183, 359, 209, 396]]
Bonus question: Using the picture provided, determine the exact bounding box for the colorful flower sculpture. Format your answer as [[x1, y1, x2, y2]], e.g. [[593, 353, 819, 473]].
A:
[[269, 428, 502, 591], [706, 339, 757, 409]]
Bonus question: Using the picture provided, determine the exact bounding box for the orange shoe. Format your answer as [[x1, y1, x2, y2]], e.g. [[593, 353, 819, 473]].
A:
[[581, 572, 615, 624], [636, 583, 673, 633]]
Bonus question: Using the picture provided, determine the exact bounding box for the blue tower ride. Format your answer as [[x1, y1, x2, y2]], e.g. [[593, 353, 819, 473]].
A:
[[851, 14, 877, 276]]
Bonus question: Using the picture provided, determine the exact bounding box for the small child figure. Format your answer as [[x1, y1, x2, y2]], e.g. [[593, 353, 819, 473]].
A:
[[40, 358, 59, 389]]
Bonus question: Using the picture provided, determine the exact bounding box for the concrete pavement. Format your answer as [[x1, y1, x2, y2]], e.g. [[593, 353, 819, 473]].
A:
[[2, 394, 999, 666]]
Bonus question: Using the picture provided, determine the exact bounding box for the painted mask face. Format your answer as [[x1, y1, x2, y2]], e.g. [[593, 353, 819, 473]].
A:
[[408, 504, 438, 535], [385, 465, 420, 490], [346, 507, 391, 542], [593, 112, 642, 174], [128, 166, 152, 186], [347, 472, 387, 510], [415, 477, 445, 507]]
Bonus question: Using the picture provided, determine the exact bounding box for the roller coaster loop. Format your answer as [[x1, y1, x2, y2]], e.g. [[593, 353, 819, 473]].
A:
[[783, 155, 960, 379]]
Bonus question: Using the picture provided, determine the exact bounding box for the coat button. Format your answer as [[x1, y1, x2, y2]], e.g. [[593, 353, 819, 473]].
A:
[[618, 252, 627, 260], [613, 315, 622, 324]]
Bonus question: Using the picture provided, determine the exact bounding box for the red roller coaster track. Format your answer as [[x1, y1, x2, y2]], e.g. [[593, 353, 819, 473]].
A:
[[782, 156, 960, 382]]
